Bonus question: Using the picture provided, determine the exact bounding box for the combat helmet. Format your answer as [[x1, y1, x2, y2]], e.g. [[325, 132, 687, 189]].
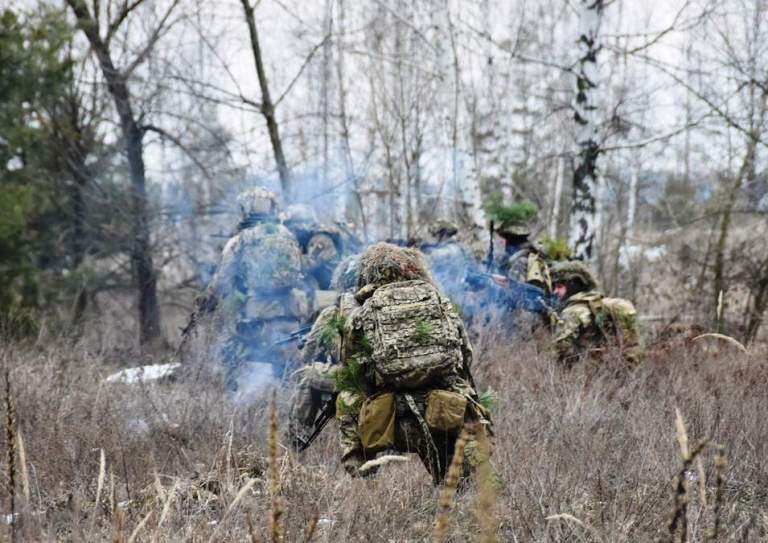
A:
[[357, 242, 431, 289], [486, 198, 538, 238], [550, 261, 599, 292], [237, 187, 278, 222], [427, 219, 459, 242], [282, 204, 318, 226], [330, 254, 360, 292]]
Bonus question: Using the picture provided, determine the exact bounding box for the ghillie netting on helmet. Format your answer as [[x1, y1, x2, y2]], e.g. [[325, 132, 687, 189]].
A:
[[357, 243, 433, 288]]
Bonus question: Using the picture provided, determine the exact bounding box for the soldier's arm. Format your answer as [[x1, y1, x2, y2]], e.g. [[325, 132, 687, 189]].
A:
[[553, 306, 589, 361], [207, 236, 241, 300], [301, 306, 339, 364]]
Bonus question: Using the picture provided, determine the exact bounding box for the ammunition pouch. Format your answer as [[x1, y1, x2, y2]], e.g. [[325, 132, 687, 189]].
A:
[[425, 390, 467, 432], [358, 392, 396, 452]]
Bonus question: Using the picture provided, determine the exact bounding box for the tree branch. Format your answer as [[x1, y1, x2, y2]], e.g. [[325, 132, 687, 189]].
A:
[[142, 124, 212, 179], [275, 33, 331, 107], [106, 0, 148, 45], [121, 0, 181, 80]]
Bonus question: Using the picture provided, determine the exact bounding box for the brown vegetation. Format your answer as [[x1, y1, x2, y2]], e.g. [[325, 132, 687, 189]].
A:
[[1, 324, 766, 541]]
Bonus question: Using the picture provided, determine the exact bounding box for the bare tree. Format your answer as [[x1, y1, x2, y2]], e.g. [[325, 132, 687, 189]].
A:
[[65, 0, 180, 346], [240, 0, 293, 200]]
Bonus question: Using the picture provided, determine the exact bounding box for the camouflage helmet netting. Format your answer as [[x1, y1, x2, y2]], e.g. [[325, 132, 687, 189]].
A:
[[357, 242, 432, 288], [330, 254, 360, 291], [550, 261, 599, 291], [237, 187, 278, 219]]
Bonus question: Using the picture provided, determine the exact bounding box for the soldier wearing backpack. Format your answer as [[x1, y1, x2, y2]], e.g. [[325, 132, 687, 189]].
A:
[[550, 261, 642, 366], [205, 188, 311, 390], [335, 243, 490, 483]]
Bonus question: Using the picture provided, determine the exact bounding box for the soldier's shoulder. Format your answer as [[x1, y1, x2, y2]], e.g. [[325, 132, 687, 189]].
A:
[[602, 296, 637, 315], [561, 299, 593, 321]]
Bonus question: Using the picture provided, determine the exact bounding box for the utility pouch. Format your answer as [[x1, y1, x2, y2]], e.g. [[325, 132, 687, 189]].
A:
[[358, 392, 396, 452], [425, 390, 467, 432]]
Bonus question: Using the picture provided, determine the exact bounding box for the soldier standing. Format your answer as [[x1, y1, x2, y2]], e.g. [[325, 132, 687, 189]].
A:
[[205, 188, 310, 390], [493, 213, 551, 292], [335, 243, 490, 483], [550, 261, 642, 366]]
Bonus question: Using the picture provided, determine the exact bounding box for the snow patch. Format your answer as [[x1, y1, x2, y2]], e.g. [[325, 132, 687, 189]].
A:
[[105, 363, 181, 384]]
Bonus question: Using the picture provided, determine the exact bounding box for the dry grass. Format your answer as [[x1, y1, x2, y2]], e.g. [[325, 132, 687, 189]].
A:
[[1, 321, 767, 541]]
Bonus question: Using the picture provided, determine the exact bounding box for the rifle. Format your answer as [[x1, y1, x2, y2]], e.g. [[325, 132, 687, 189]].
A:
[[484, 220, 495, 273], [174, 294, 218, 360], [294, 393, 337, 452], [274, 324, 313, 348], [464, 269, 557, 315]]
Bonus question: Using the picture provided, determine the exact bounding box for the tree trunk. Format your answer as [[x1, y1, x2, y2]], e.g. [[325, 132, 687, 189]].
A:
[[712, 93, 766, 330], [66, 0, 162, 346], [744, 271, 768, 344], [336, 0, 368, 242], [240, 0, 292, 200], [549, 157, 565, 238], [568, 0, 604, 262]]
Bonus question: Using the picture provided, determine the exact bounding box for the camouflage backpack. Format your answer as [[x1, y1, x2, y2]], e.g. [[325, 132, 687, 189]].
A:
[[600, 298, 640, 347], [238, 224, 303, 290], [359, 279, 463, 389]]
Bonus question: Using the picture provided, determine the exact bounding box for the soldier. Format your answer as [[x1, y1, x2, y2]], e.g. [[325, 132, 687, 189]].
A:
[[493, 213, 551, 292], [287, 254, 361, 447], [335, 243, 490, 483], [550, 261, 642, 366], [282, 204, 344, 290], [205, 188, 310, 390]]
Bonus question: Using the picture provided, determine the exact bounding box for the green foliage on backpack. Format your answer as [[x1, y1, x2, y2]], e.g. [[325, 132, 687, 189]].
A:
[[319, 313, 346, 347], [478, 389, 498, 414], [333, 358, 366, 395], [413, 319, 434, 344]]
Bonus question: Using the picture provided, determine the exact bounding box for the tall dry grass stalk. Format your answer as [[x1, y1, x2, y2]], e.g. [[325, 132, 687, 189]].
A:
[[89, 448, 106, 535], [668, 409, 709, 543], [432, 425, 472, 543], [246, 511, 261, 543], [16, 429, 29, 504], [474, 423, 498, 543], [268, 391, 284, 542], [705, 447, 727, 542], [302, 507, 318, 543], [5, 370, 16, 543]]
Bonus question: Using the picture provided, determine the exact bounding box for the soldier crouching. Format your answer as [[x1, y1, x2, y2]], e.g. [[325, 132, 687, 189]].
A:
[[335, 243, 491, 484]]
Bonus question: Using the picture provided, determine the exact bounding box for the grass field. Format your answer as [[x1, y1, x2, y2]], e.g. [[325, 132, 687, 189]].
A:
[[1, 323, 766, 541]]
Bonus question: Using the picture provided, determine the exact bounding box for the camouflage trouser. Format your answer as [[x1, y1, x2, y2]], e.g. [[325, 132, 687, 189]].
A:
[[221, 318, 302, 390], [336, 390, 490, 484], [287, 363, 337, 441]]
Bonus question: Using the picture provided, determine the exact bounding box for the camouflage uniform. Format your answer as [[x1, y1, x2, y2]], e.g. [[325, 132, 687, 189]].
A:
[[283, 204, 344, 290], [207, 189, 309, 388], [288, 256, 361, 444], [335, 243, 490, 483], [493, 220, 551, 292], [551, 261, 642, 366]]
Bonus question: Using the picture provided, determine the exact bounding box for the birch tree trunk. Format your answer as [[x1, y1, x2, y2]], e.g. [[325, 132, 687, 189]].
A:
[[66, 0, 163, 346], [568, 0, 604, 261], [549, 157, 565, 238]]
